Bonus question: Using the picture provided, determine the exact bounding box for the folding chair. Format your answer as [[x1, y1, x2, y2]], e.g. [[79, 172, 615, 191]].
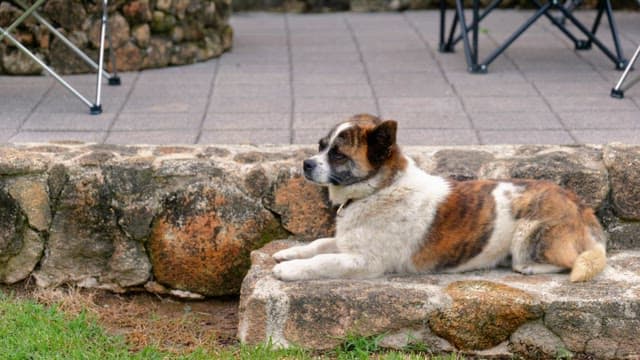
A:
[[0, 0, 121, 114], [438, 0, 628, 73], [611, 44, 640, 99]]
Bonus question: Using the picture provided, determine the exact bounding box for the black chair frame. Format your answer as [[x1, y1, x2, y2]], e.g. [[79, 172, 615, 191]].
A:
[[438, 0, 628, 73]]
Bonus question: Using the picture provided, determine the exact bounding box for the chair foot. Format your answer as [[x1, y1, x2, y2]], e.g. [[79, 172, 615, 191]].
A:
[[108, 76, 121, 86], [468, 64, 488, 74], [90, 104, 103, 115], [439, 43, 455, 53], [610, 88, 624, 99], [615, 60, 628, 70], [575, 40, 591, 50]]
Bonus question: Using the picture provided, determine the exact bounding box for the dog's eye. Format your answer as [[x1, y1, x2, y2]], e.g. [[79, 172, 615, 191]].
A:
[[319, 139, 328, 151], [329, 149, 347, 161]]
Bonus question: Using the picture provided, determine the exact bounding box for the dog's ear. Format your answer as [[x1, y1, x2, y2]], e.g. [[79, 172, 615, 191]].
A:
[[367, 120, 397, 167]]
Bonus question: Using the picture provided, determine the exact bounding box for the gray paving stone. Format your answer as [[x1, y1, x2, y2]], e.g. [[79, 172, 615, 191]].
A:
[[217, 64, 289, 74], [291, 45, 359, 56], [215, 72, 289, 85], [294, 112, 361, 129], [0, 112, 28, 129], [23, 113, 115, 131], [212, 84, 291, 98], [383, 112, 472, 129], [105, 130, 198, 144], [293, 128, 328, 144], [122, 96, 207, 114], [453, 81, 539, 97], [293, 63, 366, 75], [1, 10, 638, 146], [292, 51, 361, 64], [397, 129, 479, 145], [112, 113, 202, 131], [546, 95, 639, 113], [558, 111, 640, 129], [472, 112, 563, 130], [294, 83, 372, 98], [0, 130, 17, 142], [571, 130, 640, 144], [533, 80, 613, 96], [479, 130, 575, 145], [462, 97, 551, 113], [209, 97, 291, 113], [198, 129, 291, 144], [295, 97, 377, 113], [0, 98, 43, 114], [203, 113, 290, 130], [132, 81, 210, 95], [219, 52, 289, 65], [372, 82, 454, 97], [369, 71, 445, 84], [10, 131, 106, 143], [378, 97, 465, 115]]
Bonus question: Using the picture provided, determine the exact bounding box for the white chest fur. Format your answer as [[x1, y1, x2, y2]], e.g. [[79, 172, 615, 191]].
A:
[[334, 162, 451, 273]]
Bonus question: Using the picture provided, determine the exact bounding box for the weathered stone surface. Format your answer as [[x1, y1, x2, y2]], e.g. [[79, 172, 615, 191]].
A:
[[34, 169, 151, 289], [0, 186, 44, 284], [265, 173, 334, 240], [429, 280, 542, 350], [113, 41, 144, 71], [49, 32, 94, 75], [432, 149, 494, 181], [509, 321, 568, 359], [148, 180, 285, 296], [0, 46, 43, 75], [6, 177, 51, 232], [238, 240, 451, 350], [480, 146, 608, 209], [42, 0, 86, 30], [0, 229, 45, 284], [239, 241, 640, 358], [604, 144, 640, 220], [143, 37, 172, 68], [1, 0, 232, 75], [0, 148, 49, 175], [597, 205, 640, 250], [123, 0, 152, 23], [132, 24, 151, 47]]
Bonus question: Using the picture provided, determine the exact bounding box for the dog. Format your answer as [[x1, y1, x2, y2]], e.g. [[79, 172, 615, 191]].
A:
[[272, 114, 607, 282]]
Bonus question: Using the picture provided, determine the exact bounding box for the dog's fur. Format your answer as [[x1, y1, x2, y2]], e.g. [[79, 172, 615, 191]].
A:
[[272, 114, 607, 282]]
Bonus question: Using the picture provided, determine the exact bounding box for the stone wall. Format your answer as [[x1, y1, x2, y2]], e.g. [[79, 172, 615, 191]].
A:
[[0, 0, 232, 75], [0, 143, 639, 298], [240, 241, 640, 358]]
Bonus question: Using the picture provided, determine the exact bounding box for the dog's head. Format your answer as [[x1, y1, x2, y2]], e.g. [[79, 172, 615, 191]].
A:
[[303, 114, 401, 187]]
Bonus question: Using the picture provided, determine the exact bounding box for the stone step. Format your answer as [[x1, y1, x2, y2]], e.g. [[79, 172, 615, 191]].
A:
[[239, 240, 640, 359]]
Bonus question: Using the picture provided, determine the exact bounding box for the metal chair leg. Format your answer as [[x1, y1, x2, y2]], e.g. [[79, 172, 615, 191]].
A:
[[611, 45, 640, 99]]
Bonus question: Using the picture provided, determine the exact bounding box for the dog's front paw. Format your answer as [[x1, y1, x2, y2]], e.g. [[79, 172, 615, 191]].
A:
[[272, 261, 303, 281], [273, 247, 301, 263]]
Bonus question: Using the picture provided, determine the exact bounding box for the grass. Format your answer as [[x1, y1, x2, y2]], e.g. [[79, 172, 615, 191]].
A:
[[0, 292, 133, 359], [0, 289, 465, 359]]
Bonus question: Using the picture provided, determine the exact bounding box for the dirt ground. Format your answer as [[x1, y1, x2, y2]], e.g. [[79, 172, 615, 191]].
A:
[[0, 281, 239, 354]]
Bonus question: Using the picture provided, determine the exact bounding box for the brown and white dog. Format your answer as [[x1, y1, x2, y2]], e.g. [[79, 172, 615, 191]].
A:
[[272, 114, 607, 282]]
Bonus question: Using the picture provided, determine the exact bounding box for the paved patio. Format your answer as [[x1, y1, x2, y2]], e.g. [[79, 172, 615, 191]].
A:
[[0, 10, 639, 145]]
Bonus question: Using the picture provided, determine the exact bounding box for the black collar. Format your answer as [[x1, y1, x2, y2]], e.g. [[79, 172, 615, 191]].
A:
[[336, 199, 353, 216]]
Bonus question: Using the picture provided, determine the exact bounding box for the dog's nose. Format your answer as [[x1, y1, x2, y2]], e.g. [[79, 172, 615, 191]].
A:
[[303, 159, 316, 173]]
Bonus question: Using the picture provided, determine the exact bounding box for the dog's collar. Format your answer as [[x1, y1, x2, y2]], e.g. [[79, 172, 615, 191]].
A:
[[336, 199, 353, 216]]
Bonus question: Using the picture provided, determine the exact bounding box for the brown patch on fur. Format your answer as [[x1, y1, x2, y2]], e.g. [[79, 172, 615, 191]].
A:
[[412, 180, 498, 271], [510, 180, 604, 268], [332, 114, 408, 187]]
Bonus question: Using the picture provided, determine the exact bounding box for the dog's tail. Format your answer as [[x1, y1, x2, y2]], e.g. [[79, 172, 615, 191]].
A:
[[570, 243, 606, 282]]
